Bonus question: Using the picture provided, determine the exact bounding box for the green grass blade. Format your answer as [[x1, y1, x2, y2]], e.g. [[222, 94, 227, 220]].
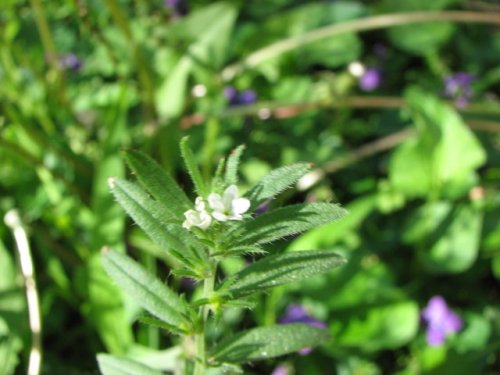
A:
[[210, 324, 328, 363], [101, 249, 192, 332], [180, 136, 208, 197], [125, 150, 192, 217], [220, 250, 346, 299]]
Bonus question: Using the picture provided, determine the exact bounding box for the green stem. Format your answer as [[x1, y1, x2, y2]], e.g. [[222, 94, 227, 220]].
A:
[[103, 0, 157, 121], [222, 11, 500, 80], [194, 261, 216, 375]]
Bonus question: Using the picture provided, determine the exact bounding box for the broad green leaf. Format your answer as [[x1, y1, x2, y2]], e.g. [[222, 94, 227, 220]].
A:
[[125, 150, 192, 217], [405, 202, 482, 274], [224, 144, 245, 186], [244, 163, 312, 205], [155, 57, 191, 119], [108, 178, 205, 265], [330, 300, 419, 352], [210, 324, 328, 363], [97, 354, 163, 375], [180, 137, 208, 197], [383, 0, 458, 55], [390, 88, 486, 198], [101, 249, 192, 332], [228, 203, 347, 246], [220, 250, 346, 299]]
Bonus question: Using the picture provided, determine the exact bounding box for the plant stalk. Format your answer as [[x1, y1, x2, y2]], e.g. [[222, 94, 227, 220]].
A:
[[194, 261, 216, 375]]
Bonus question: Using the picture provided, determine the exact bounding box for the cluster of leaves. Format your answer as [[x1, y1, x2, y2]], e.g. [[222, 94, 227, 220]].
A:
[[0, 0, 500, 374], [98, 138, 346, 373]]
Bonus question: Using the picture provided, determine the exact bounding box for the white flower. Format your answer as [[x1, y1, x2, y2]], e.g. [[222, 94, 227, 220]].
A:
[[208, 185, 250, 222], [182, 197, 212, 230]]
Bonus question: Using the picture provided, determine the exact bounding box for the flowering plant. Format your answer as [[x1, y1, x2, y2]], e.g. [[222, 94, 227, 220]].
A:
[[97, 137, 347, 374]]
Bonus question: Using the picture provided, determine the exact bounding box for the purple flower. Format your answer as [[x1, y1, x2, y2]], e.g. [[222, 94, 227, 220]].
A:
[[422, 296, 463, 346], [443, 72, 474, 108], [223, 86, 257, 106], [279, 304, 327, 355], [58, 53, 82, 72], [271, 365, 290, 375], [359, 68, 382, 91]]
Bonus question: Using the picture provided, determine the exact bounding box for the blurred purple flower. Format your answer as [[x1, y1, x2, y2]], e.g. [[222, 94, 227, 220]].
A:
[[59, 53, 82, 72], [359, 68, 382, 91], [444, 72, 474, 108], [279, 304, 327, 355], [164, 0, 187, 16], [422, 296, 462, 347], [271, 364, 290, 375], [373, 43, 388, 60], [223, 86, 257, 106]]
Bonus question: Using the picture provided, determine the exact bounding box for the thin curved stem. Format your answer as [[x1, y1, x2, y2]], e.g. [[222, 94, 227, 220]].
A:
[[4, 210, 42, 375], [222, 11, 500, 80]]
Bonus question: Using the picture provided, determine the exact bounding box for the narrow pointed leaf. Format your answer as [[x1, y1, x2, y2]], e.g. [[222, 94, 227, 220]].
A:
[[210, 324, 328, 363], [220, 250, 345, 299], [224, 144, 245, 185], [109, 178, 206, 264], [101, 249, 192, 331], [97, 354, 163, 375], [245, 163, 312, 205], [180, 137, 208, 197], [125, 150, 192, 217], [229, 203, 347, 246]]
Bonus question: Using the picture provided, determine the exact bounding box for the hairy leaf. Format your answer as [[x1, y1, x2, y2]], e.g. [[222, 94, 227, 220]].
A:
[[101, 249, 192, 332], [245, 163, 312, 205], [125, 150, 192, 217], [220, 250, 345, 299], [229, 203, 347, 246], [97, 354, 163, 375], [108, 178, 206, 265], [180, 137, 208, 197], [224, 144, 246, 186], [210, 324, 328, 363]]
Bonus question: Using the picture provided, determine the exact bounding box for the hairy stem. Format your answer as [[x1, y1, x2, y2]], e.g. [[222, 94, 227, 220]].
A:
[[194, 261, 216, 375]]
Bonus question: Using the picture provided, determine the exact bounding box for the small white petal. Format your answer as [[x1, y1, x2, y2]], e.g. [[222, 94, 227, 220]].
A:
[[212, 211, 229, 222], [232, 198, 250, 215], [198, 211, 212, 229], [195, 197, 206, 211], [208, 193, 225, 211], [223, 185, 238, 208], [228, 214, 243, 221]]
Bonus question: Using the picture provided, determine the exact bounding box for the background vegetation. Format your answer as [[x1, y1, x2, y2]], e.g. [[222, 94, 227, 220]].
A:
[[1, 0, 499, 374]]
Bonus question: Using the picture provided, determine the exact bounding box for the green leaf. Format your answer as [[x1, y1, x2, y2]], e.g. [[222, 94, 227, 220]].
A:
[[224, 144, 245, 186], [390, 88, 486, 198], [220, 250, 346, 299], [210, 324, 328, 363], [245, 163, 312, 205], [108, 178, 206, 265], [101, 249, 192, 333], [97, 354, 164, 375], [405, 202, 482, 274], [383, 0, 458, 55], [180, 137, 208, 197], [228, 203, 347, 246], [125, 150, 192, 217]]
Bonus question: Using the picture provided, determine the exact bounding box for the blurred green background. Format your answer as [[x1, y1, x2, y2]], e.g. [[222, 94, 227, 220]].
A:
[[1, 0, 500, 374]]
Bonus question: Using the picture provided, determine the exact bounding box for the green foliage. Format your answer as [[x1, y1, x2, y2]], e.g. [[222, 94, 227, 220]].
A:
[[125, 150, 192, 217], [219, 250, 346, 299], [101, 249, 194, 334], [97, 354, 163, 375], [180, 137, 209, 198], [227, 203, 347, 246], [210, 324, 328, 363]]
